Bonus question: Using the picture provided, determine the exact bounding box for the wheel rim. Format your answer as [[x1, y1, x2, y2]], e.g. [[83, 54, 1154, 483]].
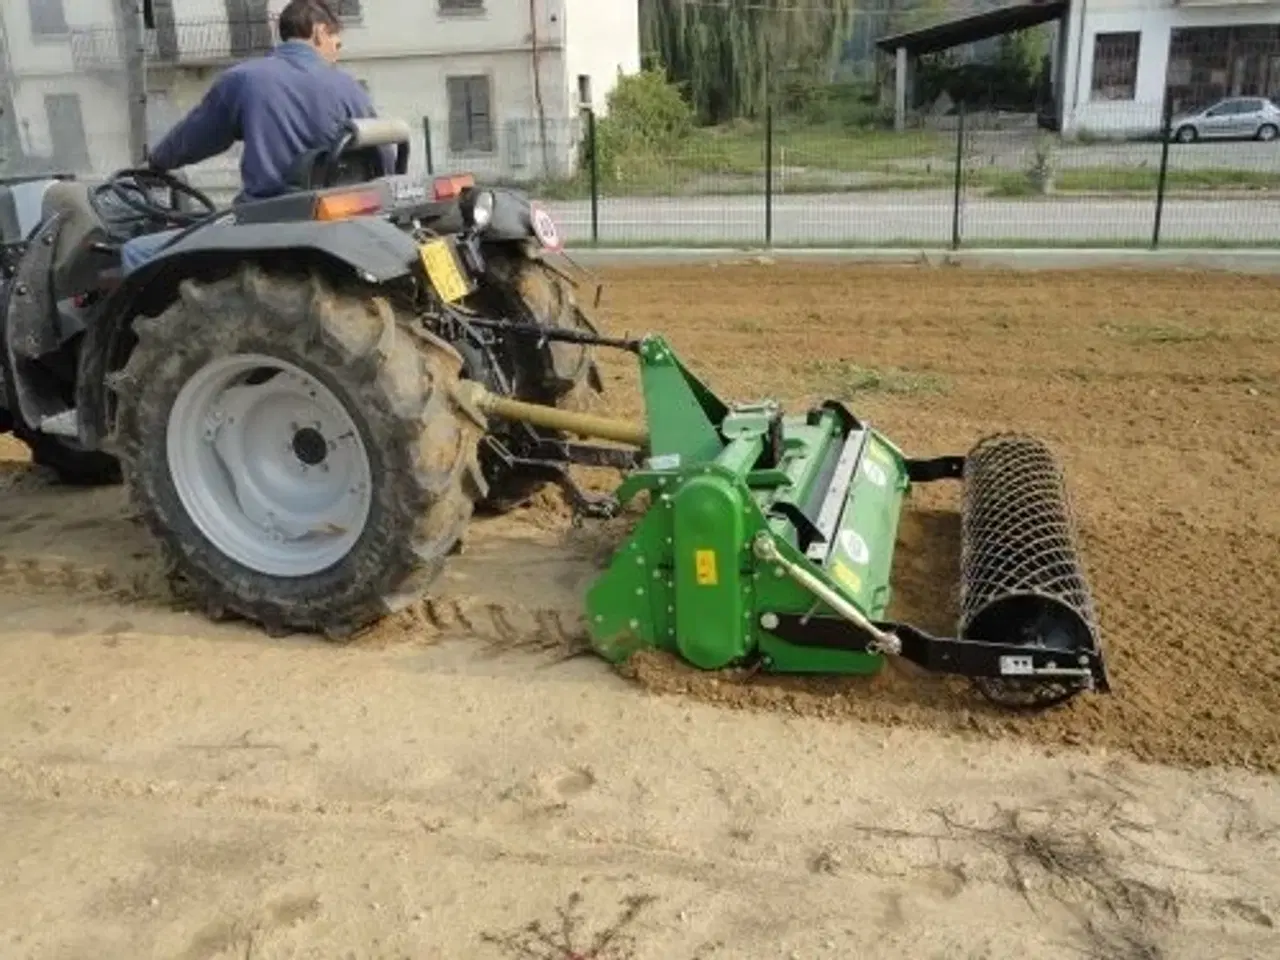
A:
[[1262, 126, 1277, 141], [166, 353, 373, 578]]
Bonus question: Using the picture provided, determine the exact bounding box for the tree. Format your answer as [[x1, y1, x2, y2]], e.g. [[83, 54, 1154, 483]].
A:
[[639, 0, 858, 123]]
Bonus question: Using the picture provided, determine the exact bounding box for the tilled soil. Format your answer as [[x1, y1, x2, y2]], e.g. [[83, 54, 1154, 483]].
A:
[[2, 263, 1278, 773], [579, 262, 1280, 772]]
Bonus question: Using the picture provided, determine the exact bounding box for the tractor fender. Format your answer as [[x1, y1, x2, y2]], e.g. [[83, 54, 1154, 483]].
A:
[[2, 212, 74, 431], [137, 214, 423, 285], [76, 216, 422, 450]]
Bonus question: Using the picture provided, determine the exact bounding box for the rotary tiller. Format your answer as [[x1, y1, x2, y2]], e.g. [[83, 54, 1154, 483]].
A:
[[457, 332, 1109, 709]]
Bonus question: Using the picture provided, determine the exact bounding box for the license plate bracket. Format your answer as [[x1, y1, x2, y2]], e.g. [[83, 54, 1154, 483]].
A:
[[418, 237, 473, 303]]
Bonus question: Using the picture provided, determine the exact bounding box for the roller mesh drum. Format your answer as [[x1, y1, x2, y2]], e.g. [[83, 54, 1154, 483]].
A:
[[959, 434, 1102, 706]]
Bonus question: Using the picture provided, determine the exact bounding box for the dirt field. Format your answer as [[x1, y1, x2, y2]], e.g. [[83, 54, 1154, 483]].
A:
[[2, 263, 1278, 959]]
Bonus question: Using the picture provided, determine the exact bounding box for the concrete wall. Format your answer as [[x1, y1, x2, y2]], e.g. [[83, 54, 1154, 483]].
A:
[[1061, 0, 1280, 135], [2, 0, 640, 184], [561, 0, 641, 115], [326, 0, 564, 60]]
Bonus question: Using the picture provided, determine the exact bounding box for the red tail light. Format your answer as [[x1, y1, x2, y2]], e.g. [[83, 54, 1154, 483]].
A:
[[432, 174, 475, 201]]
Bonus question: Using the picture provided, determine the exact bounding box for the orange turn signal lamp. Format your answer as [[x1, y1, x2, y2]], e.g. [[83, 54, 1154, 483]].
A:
[[432, 173, 475, 200], [312, 174, 476, 221], [313, 188, 383, 221]]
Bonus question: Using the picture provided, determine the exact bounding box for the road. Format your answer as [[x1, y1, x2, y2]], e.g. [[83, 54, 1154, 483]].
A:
[[543, 190, 1280, 246]]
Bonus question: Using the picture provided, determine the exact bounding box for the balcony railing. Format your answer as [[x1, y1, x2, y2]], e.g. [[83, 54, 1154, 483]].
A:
[[70, 17, 278, 72]]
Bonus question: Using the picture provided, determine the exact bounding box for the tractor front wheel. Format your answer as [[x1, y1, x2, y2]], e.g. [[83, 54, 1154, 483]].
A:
[[111, 265, 485, 637]]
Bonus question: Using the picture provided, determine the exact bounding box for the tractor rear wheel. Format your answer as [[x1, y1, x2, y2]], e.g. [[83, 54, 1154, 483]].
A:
[[478, 253, 602, 514], [110, 265, 485, 637]]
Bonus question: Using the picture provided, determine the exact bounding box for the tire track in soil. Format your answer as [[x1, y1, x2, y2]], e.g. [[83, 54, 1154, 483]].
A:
[[0, 459, 601, 660]]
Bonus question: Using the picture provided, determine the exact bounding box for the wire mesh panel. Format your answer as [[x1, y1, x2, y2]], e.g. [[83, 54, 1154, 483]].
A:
[[1159, 96, 1280, 247], [771, 117, 953, 246], [959, 104, 1163, 248], [588, 121, 767, 246]]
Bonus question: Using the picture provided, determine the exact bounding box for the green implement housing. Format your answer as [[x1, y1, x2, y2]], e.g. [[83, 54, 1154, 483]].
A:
[[576, 336, 1109, 709], [461, 332, 1109, 710]]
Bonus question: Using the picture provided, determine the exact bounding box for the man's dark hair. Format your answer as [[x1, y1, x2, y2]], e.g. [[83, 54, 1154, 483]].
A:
[[277, 0, 342, 42]]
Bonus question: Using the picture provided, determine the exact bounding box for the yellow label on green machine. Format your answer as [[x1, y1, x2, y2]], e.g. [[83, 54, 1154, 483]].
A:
[[695, 549, 719, 586], [830, 559, 863, 596]]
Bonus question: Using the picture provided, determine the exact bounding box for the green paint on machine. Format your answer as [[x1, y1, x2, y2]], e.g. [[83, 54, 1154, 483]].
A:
[[577, 333, 1107, 709], [584, 335, 913, 676]]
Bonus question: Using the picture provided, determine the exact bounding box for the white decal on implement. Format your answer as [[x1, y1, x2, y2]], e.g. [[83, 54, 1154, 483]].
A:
[[839, 530, 870, 565], [862, 459, 887, 488]]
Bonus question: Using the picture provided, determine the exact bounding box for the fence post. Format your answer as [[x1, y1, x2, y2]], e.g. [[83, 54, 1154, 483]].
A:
[[1151, 100, 1172, 250], [421, 117, 434, 176], [587, 108, 600, 245], [765, 105, 774, 248], [951, 102, 965, 250]]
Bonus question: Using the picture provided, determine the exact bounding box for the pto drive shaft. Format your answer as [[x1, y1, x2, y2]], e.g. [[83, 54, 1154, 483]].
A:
[[453, 381, 649, 448]]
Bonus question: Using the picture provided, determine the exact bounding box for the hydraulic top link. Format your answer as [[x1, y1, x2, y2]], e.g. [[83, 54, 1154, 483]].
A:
[[457, 316, 643, 353]]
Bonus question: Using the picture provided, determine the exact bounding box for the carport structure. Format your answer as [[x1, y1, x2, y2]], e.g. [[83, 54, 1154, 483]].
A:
[[876, 0, 1068, 130]]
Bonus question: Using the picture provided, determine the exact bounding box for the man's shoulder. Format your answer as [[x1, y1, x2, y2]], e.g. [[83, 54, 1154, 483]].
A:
[[213, 56, 264, 91]]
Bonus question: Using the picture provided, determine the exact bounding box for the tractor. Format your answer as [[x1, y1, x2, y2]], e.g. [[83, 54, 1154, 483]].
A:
[[1, 117, 1111, 710], [0, 117, 612, 636]]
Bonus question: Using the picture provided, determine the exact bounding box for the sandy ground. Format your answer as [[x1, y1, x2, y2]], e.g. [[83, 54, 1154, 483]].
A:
[[1, 264, 1279, 958]]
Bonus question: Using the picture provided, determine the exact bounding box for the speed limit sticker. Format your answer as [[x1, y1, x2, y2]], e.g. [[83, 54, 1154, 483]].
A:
[[530, 203, 562, 251]]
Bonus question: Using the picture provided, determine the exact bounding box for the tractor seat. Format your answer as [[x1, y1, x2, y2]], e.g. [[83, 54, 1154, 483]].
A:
[[283, 117, 413, 191], [284, 144, 389, 192]]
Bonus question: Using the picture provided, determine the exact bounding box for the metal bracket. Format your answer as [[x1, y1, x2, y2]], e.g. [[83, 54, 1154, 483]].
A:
[[905, 456, 965, 483]]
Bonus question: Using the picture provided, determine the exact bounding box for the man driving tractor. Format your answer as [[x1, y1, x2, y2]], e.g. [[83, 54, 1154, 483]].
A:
[[121, 0, 391, 274]]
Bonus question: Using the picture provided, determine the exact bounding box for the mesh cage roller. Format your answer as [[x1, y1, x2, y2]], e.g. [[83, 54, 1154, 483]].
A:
[[958, 434, 1101, 664]]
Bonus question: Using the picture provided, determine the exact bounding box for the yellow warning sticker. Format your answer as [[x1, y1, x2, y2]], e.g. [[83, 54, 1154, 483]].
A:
[[867, 441, 890, 464], [830, 559, 863, 596], [695, 549, 719, 586]]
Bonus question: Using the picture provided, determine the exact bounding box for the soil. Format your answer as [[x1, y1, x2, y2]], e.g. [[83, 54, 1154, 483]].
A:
[[1, 263, 1278, 959], [575, 262, 1280, 774]]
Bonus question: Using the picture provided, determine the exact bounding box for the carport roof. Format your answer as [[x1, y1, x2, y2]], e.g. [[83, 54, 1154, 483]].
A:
[[875, 0, 1068, 56]]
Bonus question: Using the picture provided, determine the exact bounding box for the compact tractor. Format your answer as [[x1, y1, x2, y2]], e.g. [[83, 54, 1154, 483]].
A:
[[0, 118, 1109, 709]]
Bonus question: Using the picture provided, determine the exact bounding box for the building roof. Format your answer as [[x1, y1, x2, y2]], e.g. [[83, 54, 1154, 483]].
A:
[[875, 0, 1068, 56]]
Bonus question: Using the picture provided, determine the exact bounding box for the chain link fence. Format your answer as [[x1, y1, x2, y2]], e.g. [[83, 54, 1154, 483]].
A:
[[3, 66, 1277, 249], [546, 100, 1280, 248]]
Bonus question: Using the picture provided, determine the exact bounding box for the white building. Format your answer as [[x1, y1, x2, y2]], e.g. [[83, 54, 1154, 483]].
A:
[[879, 0, 1280, 138], [1060, 0, 1280, 135], [1, 0, 640, 187]]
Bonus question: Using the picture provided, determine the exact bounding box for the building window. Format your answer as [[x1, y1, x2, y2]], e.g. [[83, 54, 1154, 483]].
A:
[[577, 74, 592, 108], [336, 0, 362, 19], [1091, 32, 1140, 101], [28, 0, 68, 38], [439, 0, 485, 14], [44, 93, 89, 169], [447, 75, 494, 154]]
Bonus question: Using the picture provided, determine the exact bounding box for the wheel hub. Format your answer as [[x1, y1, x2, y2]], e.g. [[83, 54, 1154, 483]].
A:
[[166, 353, 373, 578], [291, 426, 329, 466]]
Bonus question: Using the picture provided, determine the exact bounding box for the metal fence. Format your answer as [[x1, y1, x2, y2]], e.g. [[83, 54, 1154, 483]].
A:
[[538, 103, 1280, 249], [3, 88, 1277, 250]]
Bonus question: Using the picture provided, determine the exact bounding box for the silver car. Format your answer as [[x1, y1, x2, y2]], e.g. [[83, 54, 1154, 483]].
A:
[[1171, 97, 1280, 143]]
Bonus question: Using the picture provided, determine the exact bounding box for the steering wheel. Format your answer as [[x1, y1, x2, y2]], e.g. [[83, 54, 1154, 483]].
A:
[[90, 168, 219, 239]]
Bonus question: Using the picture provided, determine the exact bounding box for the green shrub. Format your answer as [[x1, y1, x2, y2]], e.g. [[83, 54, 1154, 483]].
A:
[[589, 69, 713, 186]]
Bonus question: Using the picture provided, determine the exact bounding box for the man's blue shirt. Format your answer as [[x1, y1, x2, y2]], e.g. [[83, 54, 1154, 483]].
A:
[[147, 40, 391, 200]]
